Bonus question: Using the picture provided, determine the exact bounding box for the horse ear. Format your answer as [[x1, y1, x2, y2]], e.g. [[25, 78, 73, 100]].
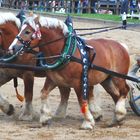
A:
[[34, 16, 40, 24]]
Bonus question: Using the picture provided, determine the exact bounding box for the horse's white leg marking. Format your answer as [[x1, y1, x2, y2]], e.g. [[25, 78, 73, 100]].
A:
[[40, 97, 52, 124], [0, 95, 14, 115], [81, 109, 95, 130], [19, 101, 34, 121], [54, 88, 70, 119], [89, 101, 102, 120], [88, 90, 102, 120], [115, 98, 127, 121], [55, 101, 68, 119], [40, 89, 52, 125]]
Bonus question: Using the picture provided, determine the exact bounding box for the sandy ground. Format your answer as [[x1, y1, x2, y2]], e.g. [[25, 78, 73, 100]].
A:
[[0, 17, 140, 140]]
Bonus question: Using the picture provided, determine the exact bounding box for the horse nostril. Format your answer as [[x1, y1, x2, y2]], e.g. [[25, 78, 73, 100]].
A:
[[9, 45, 18, 54], [13, 45, 20, 53], [8, 48, 14, 54]]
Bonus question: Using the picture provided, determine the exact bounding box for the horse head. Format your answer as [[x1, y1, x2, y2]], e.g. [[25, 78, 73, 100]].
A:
[[9, 15, 69, 56]]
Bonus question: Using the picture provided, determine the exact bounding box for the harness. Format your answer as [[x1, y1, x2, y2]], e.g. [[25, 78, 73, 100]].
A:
[[39, 17, 96, 101], [14, 16, 96, 103], [10, 16, 140, 113]]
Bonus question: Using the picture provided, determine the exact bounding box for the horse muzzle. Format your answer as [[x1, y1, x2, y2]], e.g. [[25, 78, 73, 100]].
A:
[[9, 44, 24, 55]]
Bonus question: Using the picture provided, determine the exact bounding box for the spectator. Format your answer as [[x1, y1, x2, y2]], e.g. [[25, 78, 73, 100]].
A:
[[38, 0, 45, 12], [16, 9, 26, 25], [120, 0, 129, 29], [0, 0, 3, 7], [77, 0, 82, 13], [60, 0, 64, 8], [51, 0, 56, 12], [75, 0, 79, 13], [130, 0, 137, 14], [82, 0, 88, 13], [138, 0, 140, 9], [45, 0, 51, 12], [28, 0, 34, 10], [91, 0, 97, 13], [20, 0, 28, 10]]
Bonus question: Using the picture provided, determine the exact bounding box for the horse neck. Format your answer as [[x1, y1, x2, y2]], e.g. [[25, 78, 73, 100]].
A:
[[0, 22, 19, 50], [40, 27, 66, 56]]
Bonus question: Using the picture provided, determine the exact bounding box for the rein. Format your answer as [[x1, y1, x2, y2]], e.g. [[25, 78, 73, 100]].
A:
[[78, 26, 122, 36], [31, 35, 68, 50], [74, 26, 115, 31]]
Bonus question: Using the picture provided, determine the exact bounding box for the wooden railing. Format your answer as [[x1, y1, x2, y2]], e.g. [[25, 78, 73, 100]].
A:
[[1, 0, 140, 15]]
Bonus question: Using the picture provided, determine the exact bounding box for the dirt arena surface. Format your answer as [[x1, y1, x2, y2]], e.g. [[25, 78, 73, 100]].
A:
[[0, 13, 140, 140]]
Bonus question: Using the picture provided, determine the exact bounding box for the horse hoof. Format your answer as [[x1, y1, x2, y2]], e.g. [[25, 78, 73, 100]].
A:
[[107, 119, 124, 127], [19, 114, 33, 121], [95, 115, 103, 122], [6, 104, 14, 116], [80, 120, 95, 130], [116, 112, 126, 122], [53, 113, 66, 119], [42, 119, 52, 127]]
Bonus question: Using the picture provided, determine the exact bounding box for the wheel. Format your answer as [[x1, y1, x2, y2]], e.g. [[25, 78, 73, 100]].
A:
[[129, 83, 140, 116], [128, 63, 140, 116]]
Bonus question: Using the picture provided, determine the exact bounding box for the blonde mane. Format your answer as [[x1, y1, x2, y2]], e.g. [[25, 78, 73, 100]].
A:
[[26, 16, 69, 35], [0, 12, 21, 28]]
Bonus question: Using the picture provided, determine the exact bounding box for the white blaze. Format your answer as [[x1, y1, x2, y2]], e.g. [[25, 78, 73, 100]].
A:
[[9, 24, 27, 52]]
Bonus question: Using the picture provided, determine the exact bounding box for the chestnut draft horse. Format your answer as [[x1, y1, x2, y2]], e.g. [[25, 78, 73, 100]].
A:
[[0, 12, 70, 120], [9, 15, 130, 130], [0, 13, 102, 121]]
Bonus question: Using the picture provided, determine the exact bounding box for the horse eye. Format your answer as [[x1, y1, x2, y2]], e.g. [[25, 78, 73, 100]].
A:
[[25, 30, 31, 34]]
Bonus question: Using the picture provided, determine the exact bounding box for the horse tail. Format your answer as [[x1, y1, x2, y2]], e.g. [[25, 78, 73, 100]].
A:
[[120, 43, 129, 53]]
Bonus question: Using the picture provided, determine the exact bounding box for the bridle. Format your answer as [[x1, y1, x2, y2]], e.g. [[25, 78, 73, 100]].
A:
[[15, 33, 68, 56], [16, 36, 31, 48]]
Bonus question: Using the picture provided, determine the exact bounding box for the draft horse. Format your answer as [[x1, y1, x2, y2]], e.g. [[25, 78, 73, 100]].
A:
[[9, 15, 130, 129], [0, 12, 102, 121], [0, 12, 70, 120], [0, 12, 69, 120]]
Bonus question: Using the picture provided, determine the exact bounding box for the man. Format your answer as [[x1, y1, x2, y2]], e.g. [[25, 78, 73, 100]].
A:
[[120, 0, 129, 29]]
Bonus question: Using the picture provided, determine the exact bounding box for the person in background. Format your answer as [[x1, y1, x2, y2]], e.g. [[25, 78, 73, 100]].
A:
[[51, 0, 56, 12], [138, 0, 140, 9], [20, 0, 28, 10], [82, 0, 88, 13], [75, 0, 79, 13], [16, 9, 26, 25], [130, 0, 137, 14], [38, 0, 45, 12], [91, 0, 97, 13], [0, 0, 3, 7], [120, 0, 129, 29]]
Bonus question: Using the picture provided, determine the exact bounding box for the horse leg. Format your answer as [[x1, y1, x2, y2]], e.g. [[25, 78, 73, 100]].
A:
[[101, 78, 129, 126], [0, 70, 14, 115], [114, 79, 129, 122], [74, 86, 95, 130], [40, 77, 56, 125], [55, 86, 102, 120], [54, 87, 70, 119], [18, 72, 34, 121], [0, 95, 14, 115], [88, 86, 102, 121]]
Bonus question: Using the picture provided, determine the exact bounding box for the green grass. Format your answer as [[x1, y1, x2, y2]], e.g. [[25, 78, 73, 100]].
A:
[[36, 10, 140, 24], [69, 13, 140, 24]]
